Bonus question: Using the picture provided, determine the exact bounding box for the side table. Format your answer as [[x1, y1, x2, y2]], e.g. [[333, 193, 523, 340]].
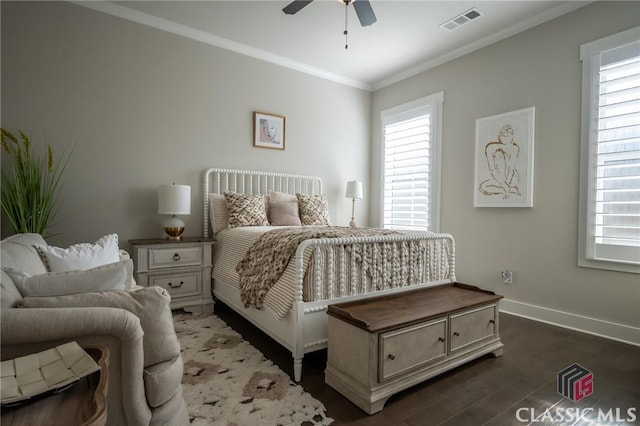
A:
[[129, 237, 214, 314], [1, 345, 109, 426]]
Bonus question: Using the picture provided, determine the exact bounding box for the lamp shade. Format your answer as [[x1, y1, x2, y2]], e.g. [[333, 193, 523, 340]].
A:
[[345, 181, 363, 199], [158, 184, 191, 215]]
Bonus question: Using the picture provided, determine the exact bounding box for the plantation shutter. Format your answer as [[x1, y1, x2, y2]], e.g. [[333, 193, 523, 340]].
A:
[[381, 91, 442, 231], [585, 39, 640, 264]]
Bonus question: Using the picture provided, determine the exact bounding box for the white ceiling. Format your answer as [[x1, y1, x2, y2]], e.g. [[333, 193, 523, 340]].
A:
[[79, 1, 591, 90]]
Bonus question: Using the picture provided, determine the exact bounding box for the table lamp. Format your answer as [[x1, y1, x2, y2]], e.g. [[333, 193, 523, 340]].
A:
[[345, 180, 363, 228], [158, 183, 191, 240]]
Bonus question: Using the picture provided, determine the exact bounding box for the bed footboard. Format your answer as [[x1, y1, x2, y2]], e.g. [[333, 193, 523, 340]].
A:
[[293, 232, 455, 303]]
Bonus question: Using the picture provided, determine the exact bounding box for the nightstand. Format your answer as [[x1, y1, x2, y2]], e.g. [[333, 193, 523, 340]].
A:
[[129, 237, 214, 315]]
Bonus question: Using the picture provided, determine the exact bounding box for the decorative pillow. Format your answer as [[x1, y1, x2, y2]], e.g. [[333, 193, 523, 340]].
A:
[[268, 200, 302, 226], [268, 191, 297, 203], [296, 193, 331, 225], [35, 234, 120, 272], [3, 259, 133, 297], [224, 192, 269, 228], [18, 286, 179, 368], [208, 193, 229, 234]]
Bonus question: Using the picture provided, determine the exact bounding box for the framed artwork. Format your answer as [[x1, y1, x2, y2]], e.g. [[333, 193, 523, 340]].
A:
[[474, 107, 535, 207], [253, 111, 285, 150]]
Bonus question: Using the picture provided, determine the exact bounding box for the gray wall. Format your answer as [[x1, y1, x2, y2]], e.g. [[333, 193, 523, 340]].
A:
[[371, 2, 639, 335], [1, 1, 371, 248], [2, 1, 638, 340]]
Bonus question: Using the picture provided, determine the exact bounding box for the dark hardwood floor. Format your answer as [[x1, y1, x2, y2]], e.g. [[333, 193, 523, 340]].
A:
[[213, 301, 640, 425]]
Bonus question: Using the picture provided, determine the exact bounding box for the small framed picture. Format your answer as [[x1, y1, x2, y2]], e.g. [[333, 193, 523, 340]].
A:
[[253, 111, 285, 150]]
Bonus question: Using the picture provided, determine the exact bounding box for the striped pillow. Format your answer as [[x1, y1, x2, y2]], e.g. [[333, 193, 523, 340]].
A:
[[208, 193, 229, 234]]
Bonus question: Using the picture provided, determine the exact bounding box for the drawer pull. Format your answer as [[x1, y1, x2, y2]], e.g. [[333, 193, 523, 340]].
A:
[[168, 281, 184, 288], [388, 353, 396, 360], [173, 253, 181, 261], [453, 331, 460, 337], [438, 337, 445, 342], [489, 319, 495, 325]]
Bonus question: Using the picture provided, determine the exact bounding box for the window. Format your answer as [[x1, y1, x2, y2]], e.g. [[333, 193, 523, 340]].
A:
[[579, 27, 640, 273], [381, 92, 444, 232]]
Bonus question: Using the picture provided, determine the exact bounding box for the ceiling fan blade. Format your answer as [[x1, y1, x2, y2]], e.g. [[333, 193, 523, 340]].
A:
[[283, 0, 314, 15], [353, 0, 377, 26]]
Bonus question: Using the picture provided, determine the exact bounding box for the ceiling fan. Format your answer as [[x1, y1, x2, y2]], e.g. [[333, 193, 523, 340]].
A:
[[283, 0, 377, 27], [283, 0, 377, 49]]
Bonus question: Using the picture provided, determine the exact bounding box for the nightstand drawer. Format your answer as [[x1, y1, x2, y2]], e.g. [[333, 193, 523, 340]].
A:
[[149, 271, 200, 297], [148, 246, 202, 269]]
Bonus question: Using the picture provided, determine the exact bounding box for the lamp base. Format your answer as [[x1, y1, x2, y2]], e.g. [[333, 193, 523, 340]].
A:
[[349, 198, 357, 228], [163, 215, 185, 240], [163, 227, 185, 240]]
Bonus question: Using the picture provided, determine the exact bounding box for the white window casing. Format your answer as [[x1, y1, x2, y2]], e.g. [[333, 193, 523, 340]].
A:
[[380, 91, 444, 232], [578, 26, 640, 273]]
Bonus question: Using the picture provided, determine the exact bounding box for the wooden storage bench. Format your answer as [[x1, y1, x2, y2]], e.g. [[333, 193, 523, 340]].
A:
[[325, 283, 504, 414]]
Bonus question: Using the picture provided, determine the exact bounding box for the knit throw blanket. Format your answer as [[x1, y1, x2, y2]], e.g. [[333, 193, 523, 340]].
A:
[[236, 226, 398, 309]]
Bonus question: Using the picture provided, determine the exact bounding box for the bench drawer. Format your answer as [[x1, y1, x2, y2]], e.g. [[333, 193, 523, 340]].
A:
[[450, 305, 497, 353], [379, 318, 447, 381]]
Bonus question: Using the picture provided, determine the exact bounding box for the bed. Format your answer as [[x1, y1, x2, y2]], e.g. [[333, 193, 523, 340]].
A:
[[203, 167, 456, 381]]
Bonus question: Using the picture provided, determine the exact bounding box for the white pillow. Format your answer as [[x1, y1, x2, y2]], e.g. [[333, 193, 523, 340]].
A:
[[3, 259, 133, 297], [35, 234, 120, 272]]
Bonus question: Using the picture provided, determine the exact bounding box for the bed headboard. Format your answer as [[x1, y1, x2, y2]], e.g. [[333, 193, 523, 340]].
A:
[[203, 168, 323, 238]]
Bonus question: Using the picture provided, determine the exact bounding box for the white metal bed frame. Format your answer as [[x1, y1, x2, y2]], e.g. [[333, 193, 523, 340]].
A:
[[203, 168, 456, 381]]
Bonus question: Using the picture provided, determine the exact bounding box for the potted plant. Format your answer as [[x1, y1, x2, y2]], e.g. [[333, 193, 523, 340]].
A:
[[1, 129, 72, 236]]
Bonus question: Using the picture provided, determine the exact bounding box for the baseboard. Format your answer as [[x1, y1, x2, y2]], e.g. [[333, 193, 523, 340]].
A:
[[500, 299, 640, 347]]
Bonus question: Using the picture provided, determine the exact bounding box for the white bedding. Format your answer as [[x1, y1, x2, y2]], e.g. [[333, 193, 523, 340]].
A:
[[212, 226, 306, 319]]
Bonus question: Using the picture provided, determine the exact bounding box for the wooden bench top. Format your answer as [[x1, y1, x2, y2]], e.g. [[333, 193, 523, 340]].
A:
[[327, 283, 503, 333]]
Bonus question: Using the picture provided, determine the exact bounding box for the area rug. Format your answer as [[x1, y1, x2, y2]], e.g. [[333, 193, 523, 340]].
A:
[[173, 313, 334, 426]]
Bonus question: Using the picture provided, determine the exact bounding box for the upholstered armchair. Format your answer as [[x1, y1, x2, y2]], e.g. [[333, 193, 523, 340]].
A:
[[0, 233, 189, 426]]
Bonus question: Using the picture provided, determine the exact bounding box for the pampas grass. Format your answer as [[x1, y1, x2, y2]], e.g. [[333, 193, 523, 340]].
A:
[[1, 129, 72, 236]]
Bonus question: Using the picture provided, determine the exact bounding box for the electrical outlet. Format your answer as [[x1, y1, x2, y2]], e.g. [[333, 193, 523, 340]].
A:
[[501, 270, 513, 285]]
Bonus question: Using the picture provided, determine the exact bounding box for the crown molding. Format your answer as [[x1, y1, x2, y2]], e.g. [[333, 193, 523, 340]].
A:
[[71, 1, 591, 93], [70, 1, 373, 92], [373, 1, 593, 91]]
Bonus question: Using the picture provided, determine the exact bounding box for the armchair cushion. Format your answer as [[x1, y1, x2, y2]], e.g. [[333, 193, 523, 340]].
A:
[[0, 233, 48, 277], [3, 259, 133, 297], [18, 286, 180, 367]]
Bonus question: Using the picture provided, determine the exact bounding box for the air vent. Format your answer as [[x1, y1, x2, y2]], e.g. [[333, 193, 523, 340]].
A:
[[439, 8, 483, 31]]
